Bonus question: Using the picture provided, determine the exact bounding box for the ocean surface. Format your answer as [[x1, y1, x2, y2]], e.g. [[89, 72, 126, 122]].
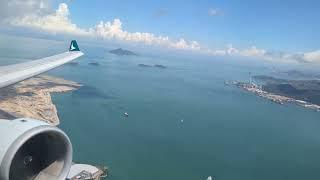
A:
[[1, 34, 320, 180]]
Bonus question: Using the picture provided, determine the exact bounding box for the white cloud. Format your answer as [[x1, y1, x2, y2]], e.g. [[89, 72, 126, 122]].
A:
[[207, 45, 320, 64], [240, 46, 266, 57], [0, 0, 51, 24], [170, 39, 201, 50], [244, 49, 320, 63], [207, 45, 266, 58], [92, 19, 167, 45], [90, 19, 201, 50], [208, 8, 222, 16], [11, 3, 88, 35], [226, 44, 239, 55], [303, 50, 320, 62]]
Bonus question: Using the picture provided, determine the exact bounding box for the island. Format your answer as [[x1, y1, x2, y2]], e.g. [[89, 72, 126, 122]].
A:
[[0, 75, 81, 125], [88, 62, 100, 66], [154, 64, 167, 69], [138, 64, 167, 69], [138, 64, 152, 67], [109, 48, 137, 56]]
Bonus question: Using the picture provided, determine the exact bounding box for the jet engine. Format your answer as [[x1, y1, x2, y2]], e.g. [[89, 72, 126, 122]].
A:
[[0, 118, 72, 180]]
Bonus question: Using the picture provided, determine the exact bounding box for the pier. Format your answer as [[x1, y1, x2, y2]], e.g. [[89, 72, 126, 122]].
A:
[[67, 163, 108, 180]]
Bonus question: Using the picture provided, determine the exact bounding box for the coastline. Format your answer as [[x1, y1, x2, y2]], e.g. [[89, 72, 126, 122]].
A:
[[0, 75, 81, 125]]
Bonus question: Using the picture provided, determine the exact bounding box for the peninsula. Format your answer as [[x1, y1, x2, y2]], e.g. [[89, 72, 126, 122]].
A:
[[0, 75, 81, 125]]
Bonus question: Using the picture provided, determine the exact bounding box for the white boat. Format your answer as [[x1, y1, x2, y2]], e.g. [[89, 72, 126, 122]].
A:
[[207, 176, 213, 180]]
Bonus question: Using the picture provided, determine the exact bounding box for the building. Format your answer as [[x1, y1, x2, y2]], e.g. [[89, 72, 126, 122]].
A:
[[66, 163, 107, 180]]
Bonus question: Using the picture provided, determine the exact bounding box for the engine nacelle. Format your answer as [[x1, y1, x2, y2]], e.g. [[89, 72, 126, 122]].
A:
[[0, 118, 72, 180]]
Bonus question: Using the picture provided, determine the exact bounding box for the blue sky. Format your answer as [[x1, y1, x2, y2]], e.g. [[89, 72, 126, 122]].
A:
[[65, 0, 320, 52]]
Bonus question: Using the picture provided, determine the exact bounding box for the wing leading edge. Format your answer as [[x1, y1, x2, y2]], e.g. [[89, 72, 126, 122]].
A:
[[0, 40, 84, 89]]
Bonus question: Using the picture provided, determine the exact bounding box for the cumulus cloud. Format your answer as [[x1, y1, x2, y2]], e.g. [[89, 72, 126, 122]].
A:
[[90, 19, 201, 50], [170, 39, 201, 50], [240, 46, 266, 57], [247, 49, 320, 63], [208, 8, 223, 16], [11, 3, 88, 35], [208, 45, 266, 58], [303, 50, 320, 62], [92, 19, 167, 45], [233, 48, 320, 63], [206, 44, 320, 63], [0, 0, 51, 24]]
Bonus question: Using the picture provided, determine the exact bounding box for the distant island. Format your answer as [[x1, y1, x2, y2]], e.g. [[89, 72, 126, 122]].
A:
[[138, 64, 152, 67], [88, 62, 100, 66], [138, 64, 167, 69], [154, 64, 167, 69], [109, 48, 137, 56], [0, 75, 81, 125]]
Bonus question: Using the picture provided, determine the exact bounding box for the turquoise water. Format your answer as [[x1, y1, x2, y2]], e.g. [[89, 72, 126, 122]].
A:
[[1, 35, 320, 180]]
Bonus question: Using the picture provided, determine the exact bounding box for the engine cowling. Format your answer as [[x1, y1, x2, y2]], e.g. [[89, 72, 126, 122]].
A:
[[0, 118, 72, 180]]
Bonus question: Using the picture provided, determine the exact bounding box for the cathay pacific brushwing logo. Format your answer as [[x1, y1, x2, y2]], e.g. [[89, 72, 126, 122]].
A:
[[69, 40, 80, 51], [70, 43, 76, 50]]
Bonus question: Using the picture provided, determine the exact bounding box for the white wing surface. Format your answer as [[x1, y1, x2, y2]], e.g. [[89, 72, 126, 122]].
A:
[[0, 40, 83, 89]]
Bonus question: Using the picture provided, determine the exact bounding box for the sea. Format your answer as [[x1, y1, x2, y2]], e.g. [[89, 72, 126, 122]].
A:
[[0, 34, 320, 180]]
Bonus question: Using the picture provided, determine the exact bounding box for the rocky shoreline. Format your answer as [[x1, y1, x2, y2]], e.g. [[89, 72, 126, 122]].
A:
[[0, 75, 81, 125]]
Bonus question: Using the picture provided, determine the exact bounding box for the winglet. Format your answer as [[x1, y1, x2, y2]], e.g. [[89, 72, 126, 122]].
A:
[[69, 40, 80, 51]]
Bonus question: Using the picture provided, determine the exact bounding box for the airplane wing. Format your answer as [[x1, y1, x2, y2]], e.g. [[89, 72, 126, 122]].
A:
[[0, 40, 83, 89]]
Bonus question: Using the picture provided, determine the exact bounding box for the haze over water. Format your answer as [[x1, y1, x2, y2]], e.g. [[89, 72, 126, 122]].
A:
[[1, 35, 320, 180]]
